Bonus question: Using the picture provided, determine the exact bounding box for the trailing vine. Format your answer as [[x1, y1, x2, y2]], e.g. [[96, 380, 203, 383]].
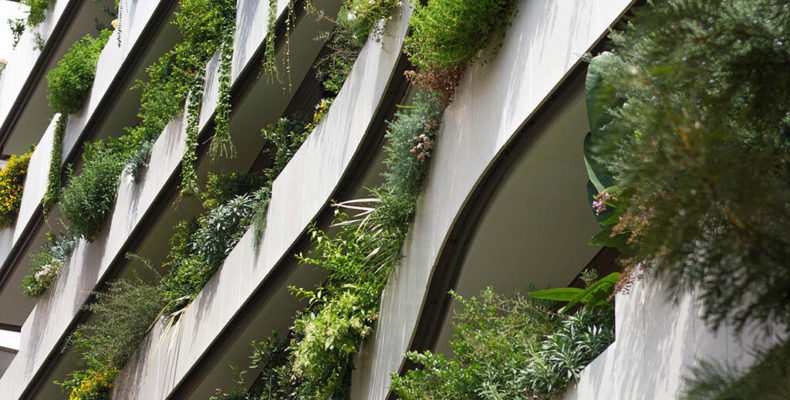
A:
[[42, 115, 67, 209], [180, 72, 206, 197], [211, 25, 236, 160]]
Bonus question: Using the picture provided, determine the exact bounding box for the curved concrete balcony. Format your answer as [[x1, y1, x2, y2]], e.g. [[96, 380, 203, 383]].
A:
[[349, 0, 636, 398], [0, 0, 108, 156], [110, 3, 412, 398], [0, 0, 344, 397], [0, 0, 177, 332]]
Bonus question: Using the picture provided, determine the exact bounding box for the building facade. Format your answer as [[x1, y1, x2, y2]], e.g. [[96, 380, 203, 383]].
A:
[[0, 0, 768, 399]]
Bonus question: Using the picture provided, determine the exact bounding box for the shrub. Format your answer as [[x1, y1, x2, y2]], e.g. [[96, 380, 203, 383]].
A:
[[390, 287, 614, 399], [404, 0, 517, 104], [161, 191, 261, 313], [21, 233, 77, 299], [59, 142, 125, 241], [0, 150, 33, 229], [46, 30, 111, 115], [57, 277, 165, 399], [202, 171, 263, 210]]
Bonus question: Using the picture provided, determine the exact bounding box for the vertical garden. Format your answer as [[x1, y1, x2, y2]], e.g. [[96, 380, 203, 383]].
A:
[[2, 0, 787, 399]]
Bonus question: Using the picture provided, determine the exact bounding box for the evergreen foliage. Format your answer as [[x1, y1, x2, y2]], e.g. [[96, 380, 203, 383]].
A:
[[586, 0, 790, 336], [404, 0, 516, 104], [42, 115, 67, 209], [584, 1, 790, 398]]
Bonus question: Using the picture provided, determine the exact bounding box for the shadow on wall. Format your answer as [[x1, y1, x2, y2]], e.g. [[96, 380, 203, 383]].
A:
[[562, 277, 759, 400]]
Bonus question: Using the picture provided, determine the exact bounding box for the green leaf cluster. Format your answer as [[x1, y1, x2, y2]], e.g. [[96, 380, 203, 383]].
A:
[[46, 30, 111, 115], [586, 0, 790, 335], [21, 233, 77, 299], [390, 287, 614, 400], [58, 141, 126, 241], [57, 277, 166, 398], [404, 0, 516, 103], [337, 0, 400, 45]]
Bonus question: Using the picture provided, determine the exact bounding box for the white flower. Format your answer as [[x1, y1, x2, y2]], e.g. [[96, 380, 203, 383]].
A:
[[347, 12, 357, 20]]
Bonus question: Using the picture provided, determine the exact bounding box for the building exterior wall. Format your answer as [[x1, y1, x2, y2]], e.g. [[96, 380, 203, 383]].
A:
[[0, 0, 769, 399]]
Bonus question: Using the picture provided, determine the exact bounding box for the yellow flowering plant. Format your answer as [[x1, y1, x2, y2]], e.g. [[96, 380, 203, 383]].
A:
[[57, 367, 119, 400], [0, 150, 33, 229]]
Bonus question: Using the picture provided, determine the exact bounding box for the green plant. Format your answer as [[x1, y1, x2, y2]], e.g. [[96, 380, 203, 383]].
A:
[[313, 26, 363, 96], [531, 272, 621, 313], [59, 141, 125, 241], [21, 233, 77, 299], [202, 171, 263, 209], [584, 0, 790, 335], [211, 333, 297, 400], [212, 26, 236, 159], [58, 276, 165, 399], [0, 150, 32, 228], [7, 0, 50, 49], [404, 0, 516, 104], [8, 17, 25, 48], [338, 0, 399, 45], [390, 287, 614, 400], [161, 190, 261, 314], [43, 114, 67, 208], [46, 30, 111, 115]]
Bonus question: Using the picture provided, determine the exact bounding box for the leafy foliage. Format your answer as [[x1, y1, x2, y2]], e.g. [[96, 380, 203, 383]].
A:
[[391, 287, 614, 400], [531, 272, 621, 313], [57, 277, 165, 399], [59, 141, 125, 241], [585, 0, 790, 336], [681, 338, 790, 400], [202, 171, 263, 210], [211, 334, 297, 400], [21, 233, 77, 299], [404, 0, 516, 104], [161, 189, 261, 314], [338, 0, 400, 45], [0, 150, 32, 228], [219, 92, 442, 399], [43, 115, 67, 209], [7, 0, 49, 48], [46, 30, 111, 115]]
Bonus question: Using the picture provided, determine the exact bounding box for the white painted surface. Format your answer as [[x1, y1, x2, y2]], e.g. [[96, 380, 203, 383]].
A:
[[563, 279, 766, 400], [111, 3, 411, 398], [0, 0, 71, 126], [0, 1, 26, 64], [350, 1, 634, 398]]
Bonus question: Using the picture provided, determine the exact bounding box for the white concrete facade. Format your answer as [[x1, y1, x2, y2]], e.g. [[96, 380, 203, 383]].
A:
[[0, 0, 769, 398]]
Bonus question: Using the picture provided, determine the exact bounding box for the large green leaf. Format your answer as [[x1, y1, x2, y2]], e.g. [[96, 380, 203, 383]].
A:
[[530, 272, 621, 313]]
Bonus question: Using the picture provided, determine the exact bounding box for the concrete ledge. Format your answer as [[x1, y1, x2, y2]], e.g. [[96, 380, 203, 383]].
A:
[[350, 1, 633, 398], [112, 3, 412, 398]]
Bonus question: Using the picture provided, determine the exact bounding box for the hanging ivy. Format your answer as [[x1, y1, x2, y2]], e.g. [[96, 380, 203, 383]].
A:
[[42, 115, 67, 209], [211, 25, 236, 160], [180, 72, 206, 197]]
